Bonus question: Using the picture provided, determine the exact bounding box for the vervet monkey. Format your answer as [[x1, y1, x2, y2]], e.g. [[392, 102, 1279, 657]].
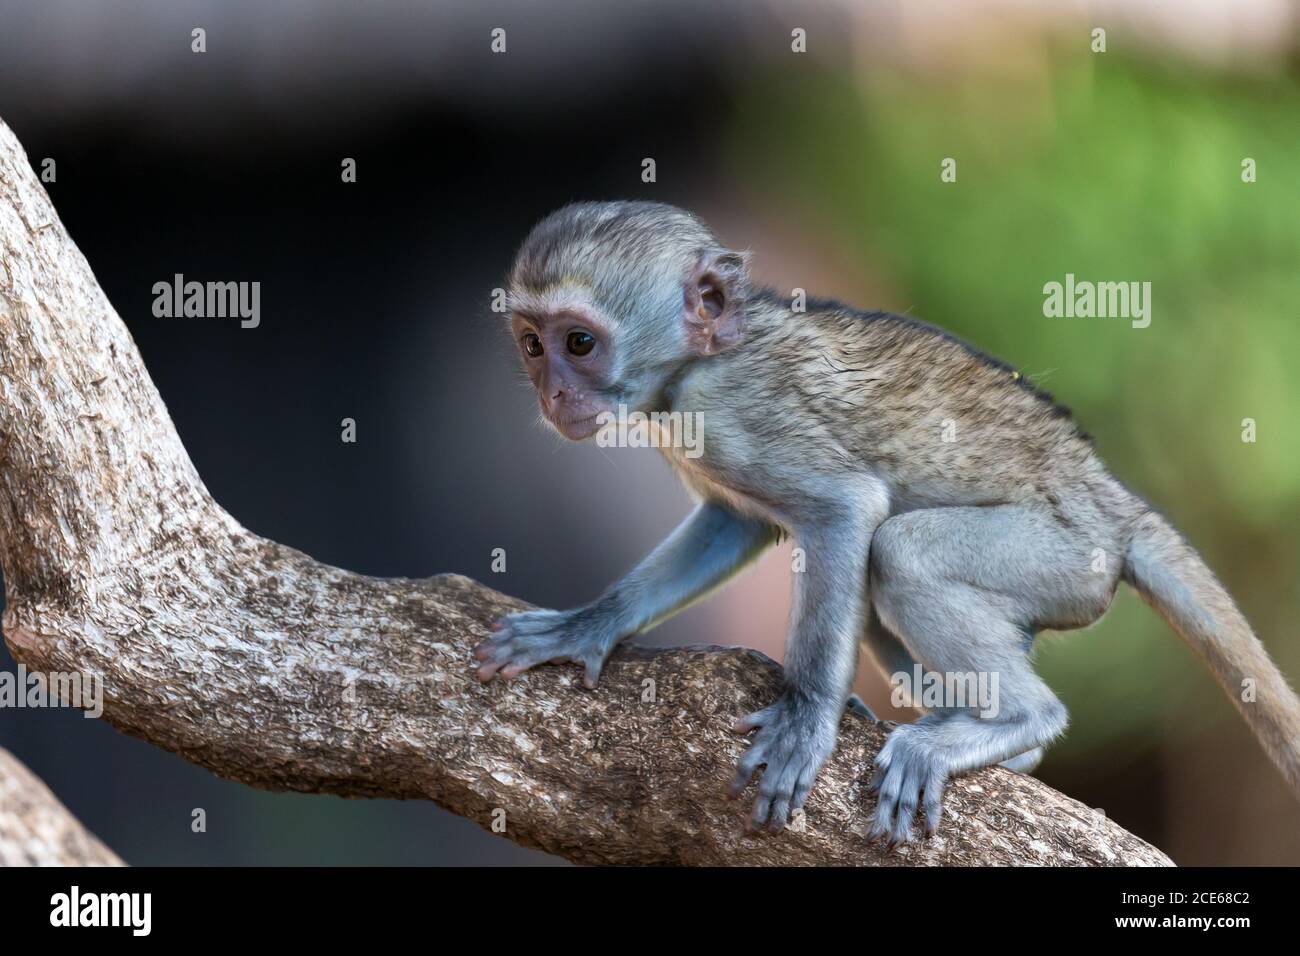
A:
[[474, 200, 1300, 843]]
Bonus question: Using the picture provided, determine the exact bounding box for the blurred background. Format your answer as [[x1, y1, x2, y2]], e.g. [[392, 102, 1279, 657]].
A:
[[0, 0, 1297, 865]]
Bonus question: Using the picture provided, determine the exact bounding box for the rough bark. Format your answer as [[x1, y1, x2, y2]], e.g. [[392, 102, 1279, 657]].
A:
[[0, 117, 1172, 866], [0, 747, 122, 866]]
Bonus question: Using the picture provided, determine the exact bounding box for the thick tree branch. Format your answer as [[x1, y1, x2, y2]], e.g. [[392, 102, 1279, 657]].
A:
[[0, 747, 122, 866], [0, 118, 1171, 866]]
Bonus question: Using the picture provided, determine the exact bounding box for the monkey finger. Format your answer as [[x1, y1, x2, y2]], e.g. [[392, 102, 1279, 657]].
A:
[[732, 705, 776, 734], [490, 613, 532, 634], [473, 637, 516, 665], [760, 756, 806, 831], [476, 659, 507, 682], [473, 641, 505, 661], [889, 783, 920, 845], [500, 656, 546, 680], [763, 774, 796, 832], [475, 623, 518, 650], [767, 797, 791, 832], [728, 745, 766, 798], [790, 760, 816, 813]]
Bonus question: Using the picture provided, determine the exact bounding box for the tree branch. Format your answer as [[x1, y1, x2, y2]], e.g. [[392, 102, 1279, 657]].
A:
[[0, 118, 1171, 866], [0, 747, 122, 866]]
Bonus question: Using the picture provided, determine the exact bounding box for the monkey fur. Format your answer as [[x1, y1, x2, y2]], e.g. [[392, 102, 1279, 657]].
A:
[[474, 200, 1300, 844]]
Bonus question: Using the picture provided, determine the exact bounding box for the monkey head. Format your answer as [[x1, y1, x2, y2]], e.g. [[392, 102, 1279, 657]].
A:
[[506, 201, 749, 440]]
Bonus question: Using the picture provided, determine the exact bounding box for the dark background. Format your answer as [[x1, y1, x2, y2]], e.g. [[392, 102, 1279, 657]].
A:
[[2, 0, 1298, 865], [0, 0, 793, 866]]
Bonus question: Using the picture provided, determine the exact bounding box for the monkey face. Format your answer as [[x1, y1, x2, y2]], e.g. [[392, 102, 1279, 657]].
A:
[[505, 202, 754, 441], [511, 308, 617, 441]]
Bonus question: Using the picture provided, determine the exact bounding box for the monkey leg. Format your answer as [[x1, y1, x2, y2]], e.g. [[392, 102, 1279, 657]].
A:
[[861, 604, 1047, 774], [864, 504, 1120, 844], [861, 605, 918, 693], [999, 747, 1044, 774]]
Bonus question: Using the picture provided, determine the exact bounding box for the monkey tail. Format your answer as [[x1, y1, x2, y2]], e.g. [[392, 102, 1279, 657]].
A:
[[1123, 509, 1300, 797]]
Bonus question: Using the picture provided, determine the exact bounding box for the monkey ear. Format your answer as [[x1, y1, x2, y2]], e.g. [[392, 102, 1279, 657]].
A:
[[683, 250, 750, 356]]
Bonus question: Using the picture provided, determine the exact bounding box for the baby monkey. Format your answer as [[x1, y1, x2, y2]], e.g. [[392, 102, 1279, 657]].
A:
[[474, 200, 1300, 843]]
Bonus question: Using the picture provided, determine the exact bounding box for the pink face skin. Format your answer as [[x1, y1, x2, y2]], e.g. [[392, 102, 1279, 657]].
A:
[[512, 308, 616, 441]]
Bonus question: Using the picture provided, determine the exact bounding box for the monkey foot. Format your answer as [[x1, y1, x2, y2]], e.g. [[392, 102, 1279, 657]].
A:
[[867, 720, 951, 846]]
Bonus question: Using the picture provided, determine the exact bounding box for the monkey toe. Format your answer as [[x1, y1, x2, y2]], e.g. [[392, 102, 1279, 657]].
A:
[[870, 726, 949, 845], [922, 770, 947, 836]]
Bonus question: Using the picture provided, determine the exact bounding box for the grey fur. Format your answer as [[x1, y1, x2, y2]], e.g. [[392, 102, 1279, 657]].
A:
[[478, 200, 1300, 843]]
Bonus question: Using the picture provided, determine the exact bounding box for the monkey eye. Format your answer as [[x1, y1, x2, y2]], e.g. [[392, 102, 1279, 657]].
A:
[[566, 331, 595, 356], [522, 332, 544, 357]]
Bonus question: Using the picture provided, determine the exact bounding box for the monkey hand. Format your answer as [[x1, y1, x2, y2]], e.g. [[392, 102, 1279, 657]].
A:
[[474, 605, 622, 689], [729, 692, 840, 832]]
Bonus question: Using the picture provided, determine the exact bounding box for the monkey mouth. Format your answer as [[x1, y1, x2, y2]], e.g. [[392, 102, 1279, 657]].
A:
[[548, 412, 604, 441]]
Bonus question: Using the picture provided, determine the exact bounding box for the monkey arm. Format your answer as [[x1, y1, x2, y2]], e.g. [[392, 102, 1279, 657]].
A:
[[604, 501, 780, 637], [781, 522, 874, 706], [732, 496, 887, 830], [476, 502, 777, 686]]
